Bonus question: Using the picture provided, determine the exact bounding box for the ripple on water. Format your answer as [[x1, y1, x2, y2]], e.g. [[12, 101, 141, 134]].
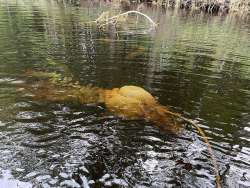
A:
[[244, 126, 250, 132], [226, 147, 250, 187], [0, 170, 32, 188], [16, 111, 48, 121]]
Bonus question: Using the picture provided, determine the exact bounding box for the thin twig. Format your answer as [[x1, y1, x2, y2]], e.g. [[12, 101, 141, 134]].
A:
[[164, 110, 221, 188]]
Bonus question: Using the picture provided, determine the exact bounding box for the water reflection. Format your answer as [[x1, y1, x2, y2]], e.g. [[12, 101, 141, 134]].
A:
[[0, 0, 250, 187]]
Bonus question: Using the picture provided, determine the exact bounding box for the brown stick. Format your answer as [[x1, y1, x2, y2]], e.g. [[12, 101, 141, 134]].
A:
[[164, 110, 221, 188]]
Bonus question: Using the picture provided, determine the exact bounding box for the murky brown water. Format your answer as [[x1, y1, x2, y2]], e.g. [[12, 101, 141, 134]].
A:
[[0, 0, 250, 187]]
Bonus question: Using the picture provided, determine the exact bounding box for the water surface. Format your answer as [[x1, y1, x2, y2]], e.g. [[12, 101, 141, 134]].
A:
[[0, 1, 250, 187]]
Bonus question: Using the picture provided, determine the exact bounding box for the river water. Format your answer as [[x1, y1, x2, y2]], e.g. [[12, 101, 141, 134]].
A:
[[0, 0, 250, 187]]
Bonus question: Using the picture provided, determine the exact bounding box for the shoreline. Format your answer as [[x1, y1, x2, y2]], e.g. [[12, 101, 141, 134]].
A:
[[78, 0, 250, 19]]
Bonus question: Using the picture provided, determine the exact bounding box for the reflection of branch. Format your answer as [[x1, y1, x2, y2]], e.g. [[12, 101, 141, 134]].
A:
[[165, 110, 221, 188], [86, 10, 157, 29], [107, 11, 157, 27]]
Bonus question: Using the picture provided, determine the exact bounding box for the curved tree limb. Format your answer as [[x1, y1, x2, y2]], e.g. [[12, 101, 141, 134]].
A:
[[85, 10, 157, 29]]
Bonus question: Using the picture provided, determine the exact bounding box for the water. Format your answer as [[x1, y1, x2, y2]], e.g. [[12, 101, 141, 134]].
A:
[[0, 0, 250, 187]]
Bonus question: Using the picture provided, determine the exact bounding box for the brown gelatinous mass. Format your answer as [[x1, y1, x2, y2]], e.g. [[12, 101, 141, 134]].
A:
[[20, 72, 181, 133], [104, 86, 181, 132]]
